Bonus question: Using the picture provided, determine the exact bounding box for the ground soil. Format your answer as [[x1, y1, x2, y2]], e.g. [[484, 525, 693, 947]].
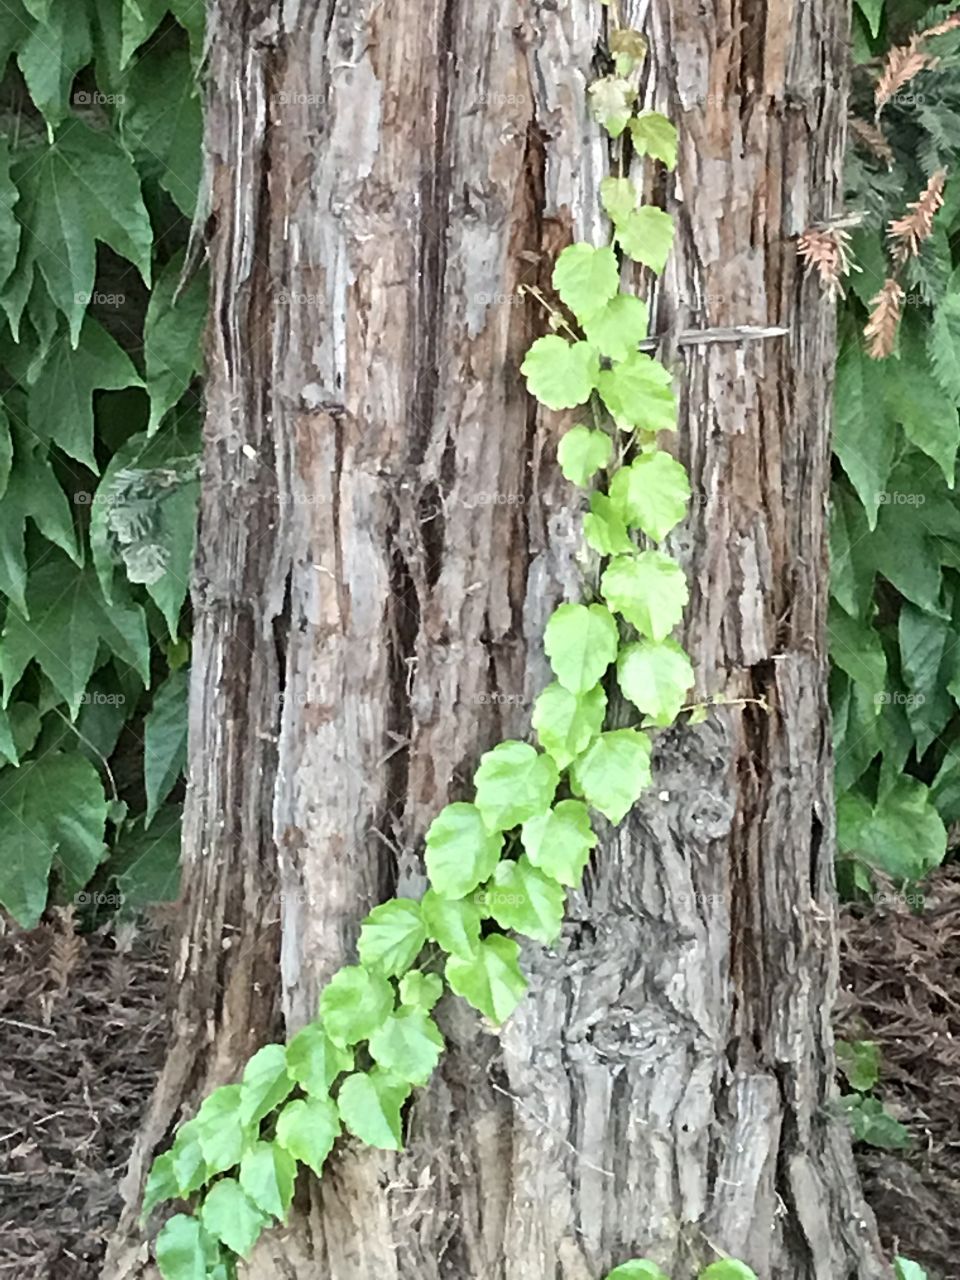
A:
[[1, 871, 958, 1280]]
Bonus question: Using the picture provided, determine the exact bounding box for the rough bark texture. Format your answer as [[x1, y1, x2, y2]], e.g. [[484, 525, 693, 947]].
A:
[[105, 1, 890, 1278]]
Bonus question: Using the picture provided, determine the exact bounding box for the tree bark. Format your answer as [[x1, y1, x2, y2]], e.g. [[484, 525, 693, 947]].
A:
[[106, 1, 889, 1277]]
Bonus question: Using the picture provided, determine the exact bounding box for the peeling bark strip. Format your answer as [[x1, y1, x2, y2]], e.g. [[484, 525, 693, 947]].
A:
[[106, 2, 888, 1278]]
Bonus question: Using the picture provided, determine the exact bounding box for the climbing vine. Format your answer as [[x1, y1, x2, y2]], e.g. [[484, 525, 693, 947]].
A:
[[141, 23, 713, 1280]]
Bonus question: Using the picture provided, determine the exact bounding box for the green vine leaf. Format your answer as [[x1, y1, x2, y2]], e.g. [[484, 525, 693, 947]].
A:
[[0, 751, 108, 927], [699, 1263, 759, 1280], [0, 141, 21, 298], [144, 668, 189, 826], [144, 254, 208, 432], [604, 1262, 671, 1280], [368, 1007, 445, 1085], [275, 1095, 341, 1175], [398, 970, 443, 1012], [0, 430, 78, 614], [928, 288, 960, 406], [601, 551, 689, 641], [8, 121, 152, 345], [587, 75, 636, 137], [583, 293, 650, 361], [570, 729, 653, 823], [614, 206, 675, 274], [544, 602, 619, 695], [27, 315, 144, 471], [444, 933, 527, 1024], [617, 638, 694, 726], [532, 680, 606, 770], [200, 1178, 267, 1259], [319, 966, 394, 1047], [521, 336, 599, 410], [357, 897, 427, 978], [424, 803, 504, 899], [0, 556, 150, 718], [629, 111, 679, 169], [480, 855, 566, 943], [336, 1069, 411, 1151], [196, 1084, 247, 1175], [552, 243, 620, 321], [600, 176, 638, 224], [142, 1151, 179, 1219], [239, 1044, 295, 1127], [170, 1120, 207, 1197], [239, 1141, 298, 1222], [473, 740, 559, 831], [582, 492, 635, 556], [155, 1213, 210, 1280], [521, 799, 598, 887], [609, 451, 690, 541], [420, 888, 482, 959], [285, 1022, 354, 1097], [597, 351, 676, 430], [17, 4, 92, 128], [557, 425, 613, 487]]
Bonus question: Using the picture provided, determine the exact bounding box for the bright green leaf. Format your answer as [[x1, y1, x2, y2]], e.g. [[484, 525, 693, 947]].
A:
[[239, 1140, 298, 1222], [582, 492, 635, 556], [170, 1119, 207, 1197], [479, 856, 565, 943], [357, 897, 426, 978], [583, 293, 650, 361], [544, 602, 619, 695], [368, 1006, 444, 1085], [835, 1039, 881, 1092], [444, 933, 527, 1025], [557, 425, 612, 487], [420, 888, 482, 960], [605, 1262, 671, 1280], [424, 803, 504, 899], [521, 336, 600, 410], [142, 1151, 179, 1219], [398, 970, 443, 1011], [597, 351, 676, 430], [601, 551, 689, 640], [473, 740, 558, 831], [275, 1095, 340, 1175], [239, 1044, 295, 1128], [629, 111, 678, 168], [600, 176, 638, 224], [552, 244, 619, 321], [336, 1069, 410, 1151], [614, 206, 675, 273], [608, 450, 690, 541], [617, 638, 694, 726], [532, 681, 606, 770], [569, 729, 653, 823], [319, 965, 394, 1047], [155, 1213, 208, 1280], [200, 1178, 267, 1259], [521, 799, 597, 887], [699, 1263, 759, 1280], [285, 1021, 353, 1096], [195, 1084, 246, 1175]]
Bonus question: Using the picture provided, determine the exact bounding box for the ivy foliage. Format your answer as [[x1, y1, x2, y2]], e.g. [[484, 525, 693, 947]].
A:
[[831, 2, 960, 894], [145, 25, 704, 1280], [0, 0, 204, 926]]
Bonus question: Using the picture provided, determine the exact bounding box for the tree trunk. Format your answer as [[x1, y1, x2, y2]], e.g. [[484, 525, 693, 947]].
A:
[[106, 1, 889, 1277]]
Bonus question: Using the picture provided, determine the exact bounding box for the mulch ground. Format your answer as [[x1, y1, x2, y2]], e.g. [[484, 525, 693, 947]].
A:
[[0, 910, 169, 1279], [1, 871, 959, 1280]]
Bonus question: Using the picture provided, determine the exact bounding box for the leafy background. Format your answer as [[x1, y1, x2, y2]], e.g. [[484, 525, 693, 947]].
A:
[[0, 0, 205, 927], [834, 1, 960, 893]]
